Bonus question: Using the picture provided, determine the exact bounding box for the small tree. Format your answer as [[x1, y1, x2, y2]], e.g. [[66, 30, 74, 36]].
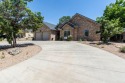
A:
[[96, 0, 125, 43], [0, 0, 43, 47]]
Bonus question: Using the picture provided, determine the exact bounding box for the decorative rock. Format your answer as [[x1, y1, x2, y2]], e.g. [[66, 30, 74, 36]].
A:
[[8, 48, 21, 56]]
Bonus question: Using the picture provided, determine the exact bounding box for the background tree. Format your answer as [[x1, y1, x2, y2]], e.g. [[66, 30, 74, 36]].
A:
[[59, 16, 71, 24], [56, 16, 71, 29], [0, 0, 44, 47], [96, 0, 124, 43]]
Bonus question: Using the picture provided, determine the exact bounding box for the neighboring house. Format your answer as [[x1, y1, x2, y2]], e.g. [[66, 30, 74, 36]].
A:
[[24, 29, 34, 39], [34, 22, 56, 41], [58, 13, 101, 41], [16, 29, 34, 39]]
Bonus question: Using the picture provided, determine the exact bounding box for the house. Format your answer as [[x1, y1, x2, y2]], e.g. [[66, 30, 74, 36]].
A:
[[24, 29, 34, 39], [34, 22, 56, 41], [58, 13, 101, 41]]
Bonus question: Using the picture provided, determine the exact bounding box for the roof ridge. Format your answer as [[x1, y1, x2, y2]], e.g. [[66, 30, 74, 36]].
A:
[[43, 22, 56, 26], [71, 13, 100, 25], [43, 22, 56, 30]]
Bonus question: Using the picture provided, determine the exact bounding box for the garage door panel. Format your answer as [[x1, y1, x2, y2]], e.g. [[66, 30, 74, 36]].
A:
[[36, 32, 42, 40], [43, 32, 49, 40]]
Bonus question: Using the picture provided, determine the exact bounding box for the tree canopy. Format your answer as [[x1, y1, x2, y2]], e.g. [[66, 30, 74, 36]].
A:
[[59, 16, 71, 24], [96, 0, 124, 43], [0, 0, 44, 47]]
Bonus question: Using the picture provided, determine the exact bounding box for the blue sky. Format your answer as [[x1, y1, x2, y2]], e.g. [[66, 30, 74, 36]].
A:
[[27, 0, 116, 24]]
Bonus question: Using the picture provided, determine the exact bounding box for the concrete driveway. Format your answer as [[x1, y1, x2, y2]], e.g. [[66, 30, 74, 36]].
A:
[[0, 41, 125, 83]]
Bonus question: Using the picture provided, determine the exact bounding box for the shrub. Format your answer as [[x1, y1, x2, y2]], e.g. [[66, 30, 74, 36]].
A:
[[0, 38, 3, 41], [120, 46, 125, 53], [0, 54, 5, 59], [67, 36, 73, 41], [79, 39, 83, 42], [60, 37, 63, 41]]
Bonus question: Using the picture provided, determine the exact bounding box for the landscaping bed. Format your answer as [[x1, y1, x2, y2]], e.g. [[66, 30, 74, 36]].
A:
[[81, 41, 125, 59], [0, 43, 41, 71]]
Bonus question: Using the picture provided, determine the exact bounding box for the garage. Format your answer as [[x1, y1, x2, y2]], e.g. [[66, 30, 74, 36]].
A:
[[35, 22, 56, 41], [43, 32, 50, 40], [35, 32, 50, 40], [35, 32, 42, 40]]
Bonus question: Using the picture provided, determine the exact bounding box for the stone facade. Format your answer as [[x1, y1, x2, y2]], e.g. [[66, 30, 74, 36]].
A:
[[60, 24, 74, 39], [35, 24, 56, 41], [60, 13, 101, 41]]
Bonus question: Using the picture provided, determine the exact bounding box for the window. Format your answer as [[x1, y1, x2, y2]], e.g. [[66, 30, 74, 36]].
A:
[[64, 31, 70, 37], [84, 30, 89, 37]]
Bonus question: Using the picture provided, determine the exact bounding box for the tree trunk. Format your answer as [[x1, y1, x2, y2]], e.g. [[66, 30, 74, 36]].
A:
[[13, 37, 16, 47], [12, 32, 17, 48]]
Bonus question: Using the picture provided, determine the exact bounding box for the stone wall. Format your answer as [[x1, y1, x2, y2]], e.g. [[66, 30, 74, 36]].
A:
[[70, 14, 100, 41], [36, 24, 51, 32], [60, 24, 74, 39], [35, 24, 51, 40]]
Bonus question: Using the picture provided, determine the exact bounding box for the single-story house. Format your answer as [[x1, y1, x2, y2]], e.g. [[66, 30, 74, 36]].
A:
[[34, 13, 125, 42], [58, 13, 101, 41], [34, 22, 56, 41]]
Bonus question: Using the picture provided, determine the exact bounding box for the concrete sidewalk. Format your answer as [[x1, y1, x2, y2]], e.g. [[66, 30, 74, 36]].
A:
[[0, 41, 125, 83]]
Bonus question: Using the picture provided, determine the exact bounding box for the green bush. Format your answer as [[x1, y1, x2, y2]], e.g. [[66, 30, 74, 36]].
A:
[[0, 38, 3, 41], [79, 39, 83, 42], [120, 46, 125, 53], [0, 55, 5, 59], [67, 36, 73, 41], [60, 37, 63, 41]]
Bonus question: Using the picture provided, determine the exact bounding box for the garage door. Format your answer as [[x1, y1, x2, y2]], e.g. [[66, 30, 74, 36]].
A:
[[35, 32, 42, 40], [43, 32, 49, 40]]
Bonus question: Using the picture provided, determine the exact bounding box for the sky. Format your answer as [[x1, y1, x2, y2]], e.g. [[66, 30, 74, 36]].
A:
[[27, 0, 116, 25]]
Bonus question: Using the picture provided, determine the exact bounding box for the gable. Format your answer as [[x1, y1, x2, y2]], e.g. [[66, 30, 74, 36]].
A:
[[44, 22, 56, 30], [70, 13, 100, 27], [62, 24, 73, 30], [36, 24, 50, 32]]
